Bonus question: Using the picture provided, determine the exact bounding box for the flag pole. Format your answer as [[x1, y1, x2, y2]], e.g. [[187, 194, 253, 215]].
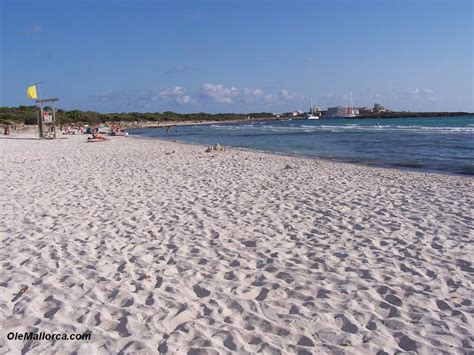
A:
[[29, 81, 45, 138], [33, 81, 44, 101], [34, 81, 44, 138]]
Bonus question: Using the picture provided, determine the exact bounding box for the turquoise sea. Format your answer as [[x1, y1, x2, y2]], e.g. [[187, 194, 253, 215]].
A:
[[129, 116, 474, 175]]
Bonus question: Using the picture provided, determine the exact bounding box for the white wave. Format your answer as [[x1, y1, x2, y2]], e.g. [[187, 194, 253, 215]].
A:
[[209, 123, 474, 135]]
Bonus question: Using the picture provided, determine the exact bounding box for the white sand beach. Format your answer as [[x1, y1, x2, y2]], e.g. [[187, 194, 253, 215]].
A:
[[0, 134, 473, 354]]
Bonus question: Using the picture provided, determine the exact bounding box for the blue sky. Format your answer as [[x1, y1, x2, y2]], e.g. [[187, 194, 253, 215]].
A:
[[1, 0, 472, 113]]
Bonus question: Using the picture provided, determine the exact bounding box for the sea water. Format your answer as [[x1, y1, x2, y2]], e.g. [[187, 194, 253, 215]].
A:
[[129, 116, 474, 175]]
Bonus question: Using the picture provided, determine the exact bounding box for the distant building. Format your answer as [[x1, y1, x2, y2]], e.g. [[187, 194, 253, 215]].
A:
[[359, 106, 371, 113], [280, 110, 305, 118], [325, 106, 352, 117], [290, 110, 304, 117], [374, 103, 386, 113]]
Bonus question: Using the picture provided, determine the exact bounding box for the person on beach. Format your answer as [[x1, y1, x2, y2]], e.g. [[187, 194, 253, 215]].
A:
[[89, 127, 107, 140]]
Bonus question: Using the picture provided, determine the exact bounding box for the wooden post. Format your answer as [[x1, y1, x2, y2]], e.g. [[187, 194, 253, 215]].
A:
[[38, 102, 44, 138], [52, 100, 56, 138], [36, 104, 40, 138]]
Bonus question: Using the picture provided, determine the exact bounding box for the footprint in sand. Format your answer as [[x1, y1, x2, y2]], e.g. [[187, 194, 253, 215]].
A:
[[277, 327, 290, 336], [248, 336, 262, 345], [108, 289, 120, 301], [43, 295, 62, 319], [385, 294, 402, 307], [297, 335, 315, 347], [276, 272, 294, 284], [264, 264, 278, 273], [436, 299, 450, 311], [242, 240, 256, 248], [155, 276, 163, 289], [223, 335, 237, 351], [13, 301, 27, 315], [121, 298, 134, 307], [157, 339, 168, 353], [366, 320, 377, 330], [94, 312, 101, 326], [289, 305, 299, 314], [317, 289, 330, 299], [114, 316, 131, 337], [461, 299, 471, 306], [117, 262, 126, 272], [193, 284, 210, 298], [44, 306, 61, 319], [202, 305, 212, 316], [376, 285, 390, 295], [457, 259, 474, 272], [229, 260, 240, 267], [145, 293, 154, 306], [255, 288, 269, 301], [335, 314, 359, 334], [397, 334, 418, 352], [224, 271, 236, 280]]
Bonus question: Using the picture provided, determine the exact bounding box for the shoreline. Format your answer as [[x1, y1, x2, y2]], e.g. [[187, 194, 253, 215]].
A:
[[1, 133, 473, 354], [130, 116, 279, 129], [127, 133, 474, 178], [122, 113, 474, 129]]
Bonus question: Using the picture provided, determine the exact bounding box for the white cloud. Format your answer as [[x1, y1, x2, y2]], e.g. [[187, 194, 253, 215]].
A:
[[140, 86, 191, 104], [199, 83, 298, 104], [407, 88, 434, 96], [263, 94, 274, 102], [278, 89, 296, 101], [92, 83, 300, 109], [243, 88, 264, 97], [200, 83, 239, 103]]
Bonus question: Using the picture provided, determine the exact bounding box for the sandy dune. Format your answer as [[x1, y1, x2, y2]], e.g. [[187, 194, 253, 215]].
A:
[[0, 134, 473, 354]]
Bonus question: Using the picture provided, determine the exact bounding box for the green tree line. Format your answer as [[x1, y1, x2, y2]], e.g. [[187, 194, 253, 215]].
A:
[[0, 106, 275, 125]]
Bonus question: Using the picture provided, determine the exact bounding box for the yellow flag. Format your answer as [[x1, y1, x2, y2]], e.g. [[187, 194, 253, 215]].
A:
[[27, 85, 37, 99]]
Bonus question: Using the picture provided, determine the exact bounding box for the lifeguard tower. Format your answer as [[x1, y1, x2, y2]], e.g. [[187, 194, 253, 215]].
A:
[[36, 97, 59, 139]]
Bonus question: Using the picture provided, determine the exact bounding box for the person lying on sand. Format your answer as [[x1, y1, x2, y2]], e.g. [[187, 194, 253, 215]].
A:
[[88, 128, 108, 140]]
